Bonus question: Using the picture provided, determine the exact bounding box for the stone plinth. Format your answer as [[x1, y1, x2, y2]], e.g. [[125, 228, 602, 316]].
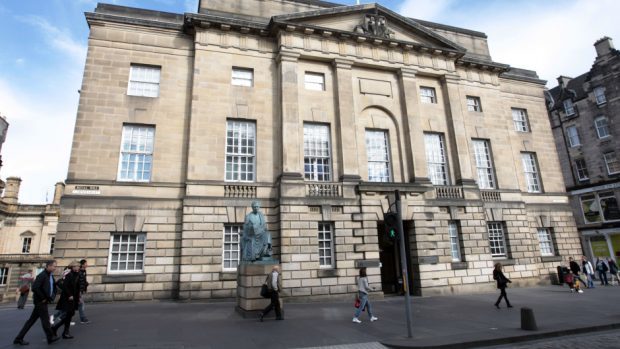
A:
[[236, 262, 280, 317]]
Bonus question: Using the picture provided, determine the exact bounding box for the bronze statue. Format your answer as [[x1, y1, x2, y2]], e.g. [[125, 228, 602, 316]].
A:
[[241, 201, 273, 262]]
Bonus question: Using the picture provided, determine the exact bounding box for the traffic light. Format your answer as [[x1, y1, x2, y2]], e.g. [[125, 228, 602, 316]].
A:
[[384, 211, 399, 239]]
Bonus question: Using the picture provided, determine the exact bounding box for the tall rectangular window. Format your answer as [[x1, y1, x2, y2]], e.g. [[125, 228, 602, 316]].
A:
[[118, 125, 155, 182], [487, 222, 507, 258], [594, 87, 606, 105], [511, 108, 529, 132], [420, 87, 437, 104], [231, 67, 253, 87], [22, 237, 32, 254], [537, 228, 555, 256], [595, 116, 610, 139], [563, 99, 575, 116], [467, 96, 482, 112], [522, 152, 542, 193], [304, 124, 331, 181], [424, 133, 449, 185], [127, 64, 161, 98], [49, 236, 55, 255], [448, 221, 462, 262], [604, 152, 620, 175], [575, 158, 589, 181], [304, 72, 325, 91], [566, 126, 580, 147], [222, 225, 241, 271], [225, 121, 256, 182], [472, 140, 496, 189], [108, 233, 145, 273], [318, 222, 334, 268], [365, 130, 391, 182], [0, 267, 8, 285], [600, 192, 620, 221]]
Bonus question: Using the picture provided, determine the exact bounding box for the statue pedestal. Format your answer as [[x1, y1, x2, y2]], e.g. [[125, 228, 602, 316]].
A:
[[236, 262, 280, 318]]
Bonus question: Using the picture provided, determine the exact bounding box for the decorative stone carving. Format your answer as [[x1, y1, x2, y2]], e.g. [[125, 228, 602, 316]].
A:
[[354, 14, 395, 39]]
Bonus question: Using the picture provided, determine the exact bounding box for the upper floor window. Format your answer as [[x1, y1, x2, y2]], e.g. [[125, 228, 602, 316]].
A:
[[537, 228, 555, 257], [127, 64, 161, 98], [108, 233, 145, 273], [424, 133, 449, 185], [420, 87, 437, 104], [595, 116, 610, 139], [304, 72, 325, 91], [304, 124, 331, 181], [511, 108, 530, 132], [118, 125, 155, 182], [594, 87, 606, 105], [231, 67, 253, 87], [222, 225, 241, 271], [365, 130, 391, 182], [521, 152, 542, 193], [225, 120, 256, 182], [22, 237, 32, 254], [566, 125, 581, 147], [49, 236, 55, 255], [575, 158, 589, 181], [472, 139, 496, 189], [563, 99, 575, 116], [604, 151, 620, 175], [466, 96, 482, 112]]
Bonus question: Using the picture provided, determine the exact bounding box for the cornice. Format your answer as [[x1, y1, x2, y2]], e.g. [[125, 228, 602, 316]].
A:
[[85, 12, 183, 31]]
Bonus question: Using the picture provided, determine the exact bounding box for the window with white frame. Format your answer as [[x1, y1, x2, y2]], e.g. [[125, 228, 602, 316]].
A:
[[595, 116, 610, 139], [127, 64, 161, 98], [304, 72, 325, 91], [365, 130, 391, 182], [563, 99, 575, 116], [424, 133, 449, 185], [594, 87, 606, 105], [448, 221, 462, 262], [604, 151, 620, 175], [522, 152, 542, 193], [318, 222, 334, 268], [49, 236, 55, 255], [225, 120, 256, 182], [0, 267, 8, 285], [21, 237, 31, 254], [420, 87, 437, 104], [118, 125, 155, 182], [566, 125, 580, 147], [304, 124, 331, 181], [108, 233, 145, 273], [575, 158, 589, 181], [512, 108, 530, 132], [472, 139, 496, 189], [467, 96, 482, 112], [222, 225, 241, 271], [231, 67, 253, 87], [487, 222, 507, 258], [537, 228, 555, 256]]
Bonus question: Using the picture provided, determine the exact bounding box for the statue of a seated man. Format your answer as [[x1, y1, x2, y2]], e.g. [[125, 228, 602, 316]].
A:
[[241, 201, 273, 262]]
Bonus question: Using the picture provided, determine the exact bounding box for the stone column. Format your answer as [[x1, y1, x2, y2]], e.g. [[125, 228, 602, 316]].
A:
[[277, 51, 303, 179], [332, 58, 360, 182], [441, 74, 476, 186], [398, 68, 430, 183]]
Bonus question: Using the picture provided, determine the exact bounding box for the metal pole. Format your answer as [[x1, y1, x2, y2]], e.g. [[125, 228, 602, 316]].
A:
[[395, 190, 413, 338]]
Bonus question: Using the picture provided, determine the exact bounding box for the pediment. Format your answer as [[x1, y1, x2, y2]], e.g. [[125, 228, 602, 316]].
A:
[[272, 4, 465, 53]]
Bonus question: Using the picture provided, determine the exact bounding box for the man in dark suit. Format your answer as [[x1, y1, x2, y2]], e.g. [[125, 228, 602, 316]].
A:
[[13, 260, 60, 345]]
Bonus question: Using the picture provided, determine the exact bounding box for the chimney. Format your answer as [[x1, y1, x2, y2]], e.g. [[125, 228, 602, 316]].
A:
[[557, 76, 572, 88], [53, 182, 65, 205], [594, 37, 614, 58], [3, 177, 21, 205]]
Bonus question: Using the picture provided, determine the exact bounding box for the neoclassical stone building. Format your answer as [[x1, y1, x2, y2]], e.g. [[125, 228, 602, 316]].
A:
[[55, 0, 581, 302]]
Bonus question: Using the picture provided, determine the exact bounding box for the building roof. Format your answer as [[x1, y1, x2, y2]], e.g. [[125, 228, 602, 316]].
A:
[[547, 72, 590, 111]]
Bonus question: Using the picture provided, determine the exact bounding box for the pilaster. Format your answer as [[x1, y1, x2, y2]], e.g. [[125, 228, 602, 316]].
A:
[[277, 51, 303, 177], [333, 58, 361, 182]]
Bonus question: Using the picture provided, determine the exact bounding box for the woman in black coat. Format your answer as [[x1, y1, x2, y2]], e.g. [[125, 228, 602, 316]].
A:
[[52, 261, 80, 339], [493, 263, 512, 309]]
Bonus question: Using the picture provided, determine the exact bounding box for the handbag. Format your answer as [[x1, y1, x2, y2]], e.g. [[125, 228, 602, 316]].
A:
[[354, 297, 361, 308], [19, 285, 29, 294], [260, 284, 270, 298]]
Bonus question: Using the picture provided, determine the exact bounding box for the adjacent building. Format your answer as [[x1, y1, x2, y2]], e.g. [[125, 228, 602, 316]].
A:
[[55, 0, 581, 302], [547, 37, 620, 261]]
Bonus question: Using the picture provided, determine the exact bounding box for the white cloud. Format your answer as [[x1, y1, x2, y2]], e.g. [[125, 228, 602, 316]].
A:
[[15, 58, 25, 66], [16, 15, 87, 64]]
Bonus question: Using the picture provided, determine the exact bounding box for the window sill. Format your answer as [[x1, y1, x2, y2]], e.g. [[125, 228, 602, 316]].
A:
[[102, 274, 146, 284], [318, 269, 338, 278], [493, 258, 516, 266], [541, 256, 563, 263], [451, 262, 468, 270]]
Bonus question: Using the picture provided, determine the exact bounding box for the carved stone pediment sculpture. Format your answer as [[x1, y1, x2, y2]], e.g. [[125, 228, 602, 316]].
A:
[[354, 14, 395, 39]]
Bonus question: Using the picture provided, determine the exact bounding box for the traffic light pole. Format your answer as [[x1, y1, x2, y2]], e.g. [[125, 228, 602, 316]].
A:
[[395, 190, 413, 338]]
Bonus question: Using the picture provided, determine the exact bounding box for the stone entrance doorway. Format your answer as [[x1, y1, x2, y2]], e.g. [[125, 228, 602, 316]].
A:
[[378, 221, 415, 295]]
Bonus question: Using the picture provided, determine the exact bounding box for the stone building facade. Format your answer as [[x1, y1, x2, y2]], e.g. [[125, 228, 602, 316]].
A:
[[547, 37, 620, 262], [55, 0, 581, 302]]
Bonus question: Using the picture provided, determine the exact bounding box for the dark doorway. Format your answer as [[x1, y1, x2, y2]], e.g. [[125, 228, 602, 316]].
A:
[[378, 221, 415, 295]]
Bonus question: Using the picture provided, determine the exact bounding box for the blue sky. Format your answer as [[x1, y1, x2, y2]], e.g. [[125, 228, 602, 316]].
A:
[[0, 0, 617, 203]]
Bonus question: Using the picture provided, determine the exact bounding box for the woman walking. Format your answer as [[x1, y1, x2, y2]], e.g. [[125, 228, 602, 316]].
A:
[[51, 261, 80, 339], [493, 263, 512, 309], [608, 258, 619, 285], [352, 267, 378, 323]]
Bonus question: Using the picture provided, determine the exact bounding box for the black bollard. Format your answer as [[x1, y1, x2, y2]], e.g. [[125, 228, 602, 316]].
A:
[[521, 307, 538, 331]]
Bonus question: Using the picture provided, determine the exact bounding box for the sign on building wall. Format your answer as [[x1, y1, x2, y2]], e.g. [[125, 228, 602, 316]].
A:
[[591, 239, 610, 258], [611, 235, 620, 258]]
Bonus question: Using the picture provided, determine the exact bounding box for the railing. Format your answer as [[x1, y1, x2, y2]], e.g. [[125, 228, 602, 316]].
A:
[[224, 185, 257, 198], [481, 190, 502, 202], [306, 183, 342, 197], [435, 186, 464, 199]]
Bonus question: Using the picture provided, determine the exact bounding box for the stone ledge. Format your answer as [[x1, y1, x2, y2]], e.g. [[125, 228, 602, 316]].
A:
[[317, 269, 338, 278], [451, 262, 468, 270], [494, 258, 516, 266], [102, 274, 146, 284], [541, 256, 563, 263]]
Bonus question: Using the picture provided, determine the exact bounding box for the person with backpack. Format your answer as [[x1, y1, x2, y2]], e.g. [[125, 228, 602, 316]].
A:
[[596, 257, 609, 286], [607, 258, 619, 285], [493, 263, 512, 308]]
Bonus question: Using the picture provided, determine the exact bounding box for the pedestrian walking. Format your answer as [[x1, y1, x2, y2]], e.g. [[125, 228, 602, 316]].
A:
[[352, 267, 378, 323], [595, 258, 609, 286], [582, 256, 595, 289], [569, 257, 586, 286], [16, 270, 34, 309], [607, 258, 619, 285], [51, 261, 80, 339], [13, 260, 60, 345], [493, 263, 512, 309], [78, 259, 91, 324], [51, 266, 72, 327], [259, 265, 283, 321]]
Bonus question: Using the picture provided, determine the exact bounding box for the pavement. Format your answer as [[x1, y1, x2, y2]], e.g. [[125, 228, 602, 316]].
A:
[[0, 285, 619, 349]]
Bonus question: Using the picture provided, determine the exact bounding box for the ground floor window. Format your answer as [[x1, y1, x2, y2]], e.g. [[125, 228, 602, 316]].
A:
[[0, 267, 8, 285], [223, 225, 241, 271], [108, 233, 146, 273], [537, 228, 555, 256], [448, 221, 462, 262], [488, 222, 507, 258], [318, 222, 335, 268]]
